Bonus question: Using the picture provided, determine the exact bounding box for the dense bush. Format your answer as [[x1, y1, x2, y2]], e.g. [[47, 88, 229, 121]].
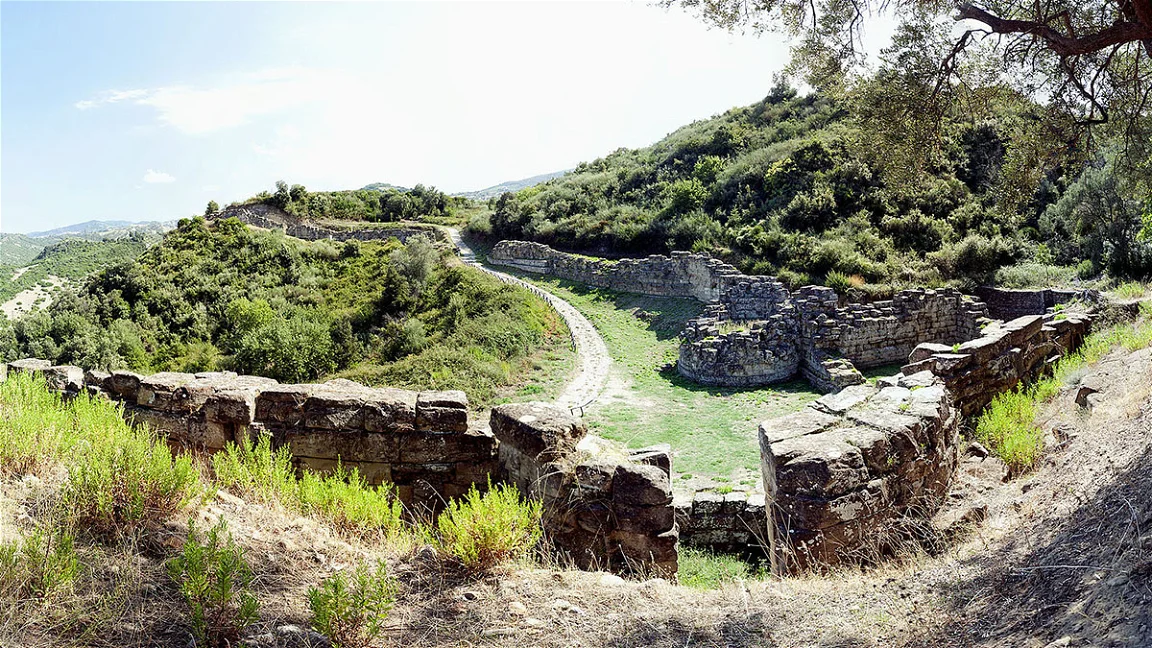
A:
[[3, 220, 566, 406]]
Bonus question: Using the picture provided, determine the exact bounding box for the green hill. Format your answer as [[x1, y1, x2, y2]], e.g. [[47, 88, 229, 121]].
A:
[[0, 234, 45, 266], [469, 86, 1137, 290], [1, 237, 150, 315], [0, 217, 568, 406]]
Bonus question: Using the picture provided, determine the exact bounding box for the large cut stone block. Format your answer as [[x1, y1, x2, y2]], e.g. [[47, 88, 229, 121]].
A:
[[490, 402, 586, 461], [612, 463, 672, 507]]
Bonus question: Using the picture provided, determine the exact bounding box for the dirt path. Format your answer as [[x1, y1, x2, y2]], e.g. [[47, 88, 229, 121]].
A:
[[443, 228, 611, 411]]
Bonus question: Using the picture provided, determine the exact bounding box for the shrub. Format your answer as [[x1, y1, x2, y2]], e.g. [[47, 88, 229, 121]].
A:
[[0, 524, 81, 600], [212, 435, 297, 504], [308, 561, 398, 648], [974, 388, 1043, 476], [62, 394, 203, 536], [423, 482, 542, 572], [1113, 281, 1147, 299], [167, 520, 259, 648]]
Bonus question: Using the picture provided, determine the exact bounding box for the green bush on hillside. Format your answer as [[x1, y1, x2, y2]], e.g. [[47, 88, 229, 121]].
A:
[[2, 219, 566, 406]]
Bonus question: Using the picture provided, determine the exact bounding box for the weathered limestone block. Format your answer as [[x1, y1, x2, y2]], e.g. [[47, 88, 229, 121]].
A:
[[490, 403, 678, 577], [760, 372, 960, 572], [490, 402, 587, 461], [415, 390, 468, 432]]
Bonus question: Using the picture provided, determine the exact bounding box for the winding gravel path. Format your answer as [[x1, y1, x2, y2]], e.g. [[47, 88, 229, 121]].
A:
[[444, 228, 611, 412]]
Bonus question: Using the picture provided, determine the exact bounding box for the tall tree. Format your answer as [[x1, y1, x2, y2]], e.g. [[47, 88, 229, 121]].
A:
[[671, 0, 1152, 166]]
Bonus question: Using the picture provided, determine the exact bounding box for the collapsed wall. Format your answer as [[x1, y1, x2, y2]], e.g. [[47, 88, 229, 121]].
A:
[[490, 402, 678, 577], [216, 203, 447, 245], [757, 309, 1094, 572], [759, 371, 959, 571]]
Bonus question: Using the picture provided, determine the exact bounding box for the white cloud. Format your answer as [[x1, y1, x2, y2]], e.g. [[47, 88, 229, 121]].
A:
[[76, 68, 340, 135], [74, 88, 148, 110], [143, 169, 175, 184]]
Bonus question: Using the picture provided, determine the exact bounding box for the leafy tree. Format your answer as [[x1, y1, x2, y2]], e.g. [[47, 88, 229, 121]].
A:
[[205, 200, 220, 217]]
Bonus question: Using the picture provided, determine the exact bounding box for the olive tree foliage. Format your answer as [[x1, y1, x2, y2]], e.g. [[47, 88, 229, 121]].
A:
[[670, 0, 1152, 183]]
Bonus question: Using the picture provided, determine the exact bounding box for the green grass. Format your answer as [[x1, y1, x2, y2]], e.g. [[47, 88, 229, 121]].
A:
[[1111, 281, 1148, 300], [974, 315, 1152, 474], [505, 273, 821, 479], [211, 437, 405, 539], [678, 547, 762, 589]]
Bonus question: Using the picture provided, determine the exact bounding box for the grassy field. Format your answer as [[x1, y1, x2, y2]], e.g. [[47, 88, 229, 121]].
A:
[[510, 274, 821, 483]]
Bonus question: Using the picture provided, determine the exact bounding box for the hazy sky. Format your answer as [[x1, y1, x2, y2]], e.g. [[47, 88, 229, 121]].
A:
[[1, 1, 892, 233]]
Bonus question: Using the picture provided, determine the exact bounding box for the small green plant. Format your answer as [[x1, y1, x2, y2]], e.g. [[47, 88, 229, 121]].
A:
[[715, 485, 734, 494], [974, 388, 1043, 475], [212, 435, 297, 504], [0, 524, 81, 600], [423, 481, 542, 572], [951, 343, 962, 353], [167, 520, 259, 648], [678, 547, 759, 589], [308, 561, 398, 648]]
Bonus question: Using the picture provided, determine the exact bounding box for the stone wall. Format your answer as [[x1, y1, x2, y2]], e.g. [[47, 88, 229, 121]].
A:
[[217, 203, 447, 245], [489, 240, 756, 303], [490, 402, 678, 576], [677, 313, 800, 387], [902, 312, 1093, 417], [675, 489, 767, 555], [2, 359, 495, 514], [678, 285, 988, 391], [758, 370, 959, 572], [974, 286, 1101, 320]]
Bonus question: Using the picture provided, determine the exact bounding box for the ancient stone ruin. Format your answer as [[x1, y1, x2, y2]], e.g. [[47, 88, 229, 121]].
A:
[[0, 360, 678, 577], [215, 203, 447, 245], [489, 240, 990, 393], [490, 239, 1100, 573]]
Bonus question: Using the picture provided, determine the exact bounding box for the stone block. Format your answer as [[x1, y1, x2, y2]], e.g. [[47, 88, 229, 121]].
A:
[[612, 464, 672, 507], [490, 402, 586, 461], [415, 390, 468, 432]]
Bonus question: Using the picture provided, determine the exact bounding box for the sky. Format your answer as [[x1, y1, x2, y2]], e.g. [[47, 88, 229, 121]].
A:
[[1, 1, 894, 234]]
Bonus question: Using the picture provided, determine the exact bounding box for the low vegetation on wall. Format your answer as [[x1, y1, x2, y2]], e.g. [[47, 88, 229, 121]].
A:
[[0, 217, 567, 406]]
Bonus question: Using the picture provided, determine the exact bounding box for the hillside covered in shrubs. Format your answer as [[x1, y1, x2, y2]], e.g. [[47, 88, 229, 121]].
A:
[[472, 85, 1150, 291], [0, 217, 567, 405]]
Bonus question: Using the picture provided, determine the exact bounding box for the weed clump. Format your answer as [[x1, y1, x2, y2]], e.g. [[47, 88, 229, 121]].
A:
[[308, 560, 398, 648], [0, 523, 81, 600], [423, 482, 542, 572], [167, 519, 259, 648], [213, 436, 405, 538]]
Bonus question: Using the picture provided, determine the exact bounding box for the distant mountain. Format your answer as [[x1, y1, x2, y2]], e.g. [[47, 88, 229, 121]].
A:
[[27, 219, 175, 239], [0, 234, 46, 266], [360, 182, 412, 193], [453, 170, 571, 201]]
